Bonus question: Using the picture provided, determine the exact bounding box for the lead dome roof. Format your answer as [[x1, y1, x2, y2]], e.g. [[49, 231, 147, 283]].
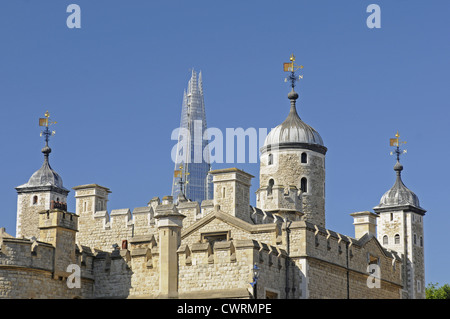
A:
[[263, 89, 325, 152], [374, 161, 425, 213], [16, 146, 68, 192]]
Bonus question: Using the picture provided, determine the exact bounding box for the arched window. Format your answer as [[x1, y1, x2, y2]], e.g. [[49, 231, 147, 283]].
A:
[[32, 196, 38, 205], [267, 179, 274, 196], [300, 178, 308, 193], [394, 234, 400, 245], [301, 152, 307, 164], [383, 235, 388, 245], [268, 153, 273, 165]]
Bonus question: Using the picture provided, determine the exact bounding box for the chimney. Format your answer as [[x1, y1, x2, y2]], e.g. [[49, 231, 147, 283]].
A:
[[350, 211, 378, 239], [210, 168, 253, 223]]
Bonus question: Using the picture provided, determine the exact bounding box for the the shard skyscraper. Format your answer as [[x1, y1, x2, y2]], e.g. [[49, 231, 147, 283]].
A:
[[172, 70, 213, 204]]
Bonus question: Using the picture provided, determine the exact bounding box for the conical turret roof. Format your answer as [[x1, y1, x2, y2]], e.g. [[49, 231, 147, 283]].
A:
[[374, 161, 425, 213], [16, 146, 68, 192]]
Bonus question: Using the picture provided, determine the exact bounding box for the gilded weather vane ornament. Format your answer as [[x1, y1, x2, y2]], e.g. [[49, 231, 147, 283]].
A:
[[283, 53, 304, 89], [389, 131, 407, 162], [174, 164, 190, 197], [39, 110, 57, 146]]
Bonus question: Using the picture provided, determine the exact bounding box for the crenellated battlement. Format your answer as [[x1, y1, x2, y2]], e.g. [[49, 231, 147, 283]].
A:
[[0, 236, 54, 272], [0, 231, 95, 299], [176, 239, 287, 296], [39, 208, 78, 232], [283, 220, 403, 288], [73, 182, 221, 252], [256, 184, 303, 221]]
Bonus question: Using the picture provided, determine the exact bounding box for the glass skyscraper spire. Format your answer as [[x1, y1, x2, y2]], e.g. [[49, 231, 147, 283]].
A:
[[172, 70, 213, 203]]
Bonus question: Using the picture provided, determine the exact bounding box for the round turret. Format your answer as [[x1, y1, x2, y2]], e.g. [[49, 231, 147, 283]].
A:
[[258, 88, 327, 226]]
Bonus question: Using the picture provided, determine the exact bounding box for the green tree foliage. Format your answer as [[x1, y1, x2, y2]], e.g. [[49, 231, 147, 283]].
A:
[[426, 282, 450, 299]]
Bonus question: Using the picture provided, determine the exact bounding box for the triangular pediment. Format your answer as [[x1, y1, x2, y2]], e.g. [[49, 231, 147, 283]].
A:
[[181, 209, 278, 240], [355, 233, 394, 259]]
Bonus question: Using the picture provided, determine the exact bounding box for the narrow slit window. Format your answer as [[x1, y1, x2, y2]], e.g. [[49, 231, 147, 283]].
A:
[[301, 178, 308, 193], [267, 179, 274, 196]]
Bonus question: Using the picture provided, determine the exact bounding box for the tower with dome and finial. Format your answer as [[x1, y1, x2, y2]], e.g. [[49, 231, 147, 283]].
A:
[[257, 54, 327, 226], [15, 111, 69, 239], [374, 131, 426, 299]]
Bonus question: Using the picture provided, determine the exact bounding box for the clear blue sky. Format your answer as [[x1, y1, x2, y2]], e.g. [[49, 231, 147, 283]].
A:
[[0, 1, 449, 286]]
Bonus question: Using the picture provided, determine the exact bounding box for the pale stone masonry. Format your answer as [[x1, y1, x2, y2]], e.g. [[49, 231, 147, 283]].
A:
[[0, 84, 426, 299]]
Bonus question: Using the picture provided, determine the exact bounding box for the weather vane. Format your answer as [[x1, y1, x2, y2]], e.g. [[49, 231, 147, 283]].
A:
[[174, 163, 190, 196], [283, 53, 304, 89], [39, 111, 57, 146], [389, 131, 407, 162]]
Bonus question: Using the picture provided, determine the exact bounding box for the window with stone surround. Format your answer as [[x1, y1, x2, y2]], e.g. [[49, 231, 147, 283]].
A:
[[368, 253, 379, 265], [267, 179, 274, 196], [32, 195, 38, 205], [301, 152, 307, 164], [201, 231, 229, 250], [383, 235, 388, 245], [300, 177, 307, 193], [268, 153, 273, 165], [394, 234, 400, 244]]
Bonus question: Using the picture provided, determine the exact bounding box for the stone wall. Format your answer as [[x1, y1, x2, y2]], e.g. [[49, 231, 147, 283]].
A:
[[283, 220, 402, 299], [259, 149, 325, 227], [0, 236, 94, 299], [177, 239, 287, 299]]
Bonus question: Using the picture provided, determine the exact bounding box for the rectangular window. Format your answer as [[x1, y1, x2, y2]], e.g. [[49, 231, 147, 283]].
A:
[[201, 231, 229, 248], [265, 290, 279, 299]]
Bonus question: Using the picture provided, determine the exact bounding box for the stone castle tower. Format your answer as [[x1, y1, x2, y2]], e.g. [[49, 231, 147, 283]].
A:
[[373, 159, 426, 299], [257, 87, 327, 226], [15, 139, 69, 240]]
